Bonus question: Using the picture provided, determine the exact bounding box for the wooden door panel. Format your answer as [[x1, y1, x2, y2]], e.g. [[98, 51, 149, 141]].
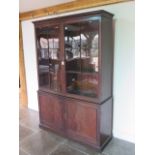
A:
[[39, 93, 64, 130], [66, 99, 97, 141]]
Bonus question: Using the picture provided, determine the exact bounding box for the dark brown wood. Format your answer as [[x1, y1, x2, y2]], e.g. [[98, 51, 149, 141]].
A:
[[33, 10, 112, 28], [100, 15, 113, 102], [100, 98, 113, 147], [59, 23, 66, 93], [65, 98, 98, 143], [38, 92, 64, 131], [34, 10, 113, 151]]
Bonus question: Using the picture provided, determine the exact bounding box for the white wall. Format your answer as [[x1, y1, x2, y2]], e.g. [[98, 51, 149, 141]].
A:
[[22, 22, 38, 110], [22, 1, 135, 143]]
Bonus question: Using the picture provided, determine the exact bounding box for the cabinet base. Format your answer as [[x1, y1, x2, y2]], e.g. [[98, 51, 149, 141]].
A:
[[39, 123, 112, 151]]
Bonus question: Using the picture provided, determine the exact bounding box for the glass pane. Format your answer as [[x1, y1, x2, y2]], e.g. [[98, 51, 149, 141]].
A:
[[48, 26, 61, 92], [48, 26, 60, 60], [80, 73, 98, 98], [64, 23, 81, 60], [65, 23, 81, 72], [80, 20, 99, 97], [39, 65, 49, 88], [66, 60, 81, 72], [49, 62, 61, 91], [64, 20, 99, 98], [36, 28, 50, 89], [66, 73, 81, 95], [66, 72, 98, 98], [81, 20, 99, 73]]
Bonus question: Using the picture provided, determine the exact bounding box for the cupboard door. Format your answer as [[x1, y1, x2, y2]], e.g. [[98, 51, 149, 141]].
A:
[[39, 93, 64, 131], [66, 99, 97, 143], [64, 19, 99, 98], [36, 25, 62, 92]]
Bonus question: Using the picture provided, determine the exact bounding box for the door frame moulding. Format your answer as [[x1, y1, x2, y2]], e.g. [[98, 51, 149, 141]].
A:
[[19, 0, 133, 21]]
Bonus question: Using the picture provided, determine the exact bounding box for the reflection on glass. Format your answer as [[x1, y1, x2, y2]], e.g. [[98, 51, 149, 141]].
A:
[[49, 26, 60, 60], [66, 73, 81, 94], [81, 21, 99, 73], [64, 23, 81, 60], [49, 48, 59, 59], [48, 26, 61, 92], [66, 73, 98, 97], [80, 74, 98, 97], [49, 63, 61, 91], [39, 65, 49, 88], [39, 37, 48, 59], [36, 28, 50, 89], [65, 20, 99, 98], [36, 26, 61, 91]]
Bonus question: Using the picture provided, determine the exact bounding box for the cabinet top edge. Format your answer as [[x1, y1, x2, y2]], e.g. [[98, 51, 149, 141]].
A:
[[33, 10, 113, 26]]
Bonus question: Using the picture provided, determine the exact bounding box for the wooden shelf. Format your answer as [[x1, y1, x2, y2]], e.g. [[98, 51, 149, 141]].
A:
[[66, 71, 81, 74], [66, 57, 91, 62], [66, 71, 98, 74], [50, 59, 61, 61]]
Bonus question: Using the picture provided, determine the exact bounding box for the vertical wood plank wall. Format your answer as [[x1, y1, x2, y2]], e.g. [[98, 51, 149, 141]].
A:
[[19, 22, 28, 107]]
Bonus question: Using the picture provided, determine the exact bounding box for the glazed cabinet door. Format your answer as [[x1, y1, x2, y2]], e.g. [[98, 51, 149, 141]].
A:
[[35, 25, 62, 92], [36, 28, 50, 89], [64, 18, 100, 98], [38, 92, 64, 131], [65, 99, 98, 144]]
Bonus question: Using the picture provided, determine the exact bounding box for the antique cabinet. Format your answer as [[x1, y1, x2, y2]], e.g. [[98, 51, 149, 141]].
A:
[[34, 10, 113, 150]]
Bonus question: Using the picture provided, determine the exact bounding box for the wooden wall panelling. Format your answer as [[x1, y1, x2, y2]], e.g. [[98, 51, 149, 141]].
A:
[[19, 0, 132, 21], [19, 21, 28, 107]]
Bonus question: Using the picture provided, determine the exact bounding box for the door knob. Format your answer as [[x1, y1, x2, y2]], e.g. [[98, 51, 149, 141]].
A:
[[61, 61, 64, 65]]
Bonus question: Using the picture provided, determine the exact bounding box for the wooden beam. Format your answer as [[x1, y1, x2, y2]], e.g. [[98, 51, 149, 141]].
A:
[[19, 0, 133, 21], [19, 21, 28, 107]]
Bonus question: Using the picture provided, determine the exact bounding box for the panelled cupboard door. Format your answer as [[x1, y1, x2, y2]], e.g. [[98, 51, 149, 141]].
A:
[[66, 99, 98, 143], [39, 93, 64, 131]]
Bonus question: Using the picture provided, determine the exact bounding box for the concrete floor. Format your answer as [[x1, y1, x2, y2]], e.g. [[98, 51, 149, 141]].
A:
[[19, 106, 135, 155]]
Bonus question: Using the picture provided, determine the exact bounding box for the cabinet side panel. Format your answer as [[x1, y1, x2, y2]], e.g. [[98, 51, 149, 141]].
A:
[[100, 17, 113, 101], [100, 98, 113, 145]]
